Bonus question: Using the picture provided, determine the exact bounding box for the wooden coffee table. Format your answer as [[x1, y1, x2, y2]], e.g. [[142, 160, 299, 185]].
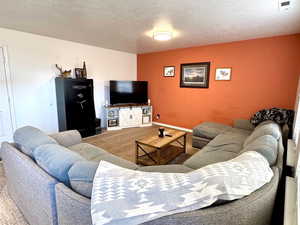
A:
[[135, 128, 187, 165]]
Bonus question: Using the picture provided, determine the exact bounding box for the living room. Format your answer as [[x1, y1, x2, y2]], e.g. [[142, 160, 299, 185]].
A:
[[0, 1, 300, 225]]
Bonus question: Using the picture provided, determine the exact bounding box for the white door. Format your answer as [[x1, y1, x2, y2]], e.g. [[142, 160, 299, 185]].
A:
[[0, 47, 15, 142]]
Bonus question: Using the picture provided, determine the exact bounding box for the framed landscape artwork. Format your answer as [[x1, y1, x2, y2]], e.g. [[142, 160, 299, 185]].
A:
[[180, 62, 210, 88], [215, 68, 232, 81], [164, 66, 175, 77]]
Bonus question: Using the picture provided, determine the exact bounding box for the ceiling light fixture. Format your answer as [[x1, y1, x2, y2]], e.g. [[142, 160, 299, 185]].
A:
[[153, 31, 173, 41]]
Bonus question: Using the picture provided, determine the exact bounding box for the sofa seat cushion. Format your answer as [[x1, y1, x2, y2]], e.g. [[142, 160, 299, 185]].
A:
[[13, 126, 58, 158], [240, 135, 278, 166], [192, 136, 210, 149], [184, 148, 238, 169], [207, 132, 248, 150], [138, 165, 193, 173], [92, 154, 138, 170], [193, 122, 231, 139], [227, 128, 252, 136], [204, 144, 242, 155], [33, 144, 84, 185], [69, 143, 137, 169], [243, 122, 281, 147], [68, 143, 107, 161], [68, 161, 98, 198]]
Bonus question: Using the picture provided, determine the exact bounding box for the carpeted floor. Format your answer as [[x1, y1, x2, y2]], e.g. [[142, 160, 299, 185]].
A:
[[84, 125, 198, 164], [0, 162, 29, 225]]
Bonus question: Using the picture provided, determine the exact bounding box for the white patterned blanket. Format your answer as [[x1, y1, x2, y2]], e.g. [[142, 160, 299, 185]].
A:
[[91, 151, 273, 225]]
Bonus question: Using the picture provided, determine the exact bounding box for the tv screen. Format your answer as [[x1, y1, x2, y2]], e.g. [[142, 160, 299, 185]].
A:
[[109, 80, 148, 105]]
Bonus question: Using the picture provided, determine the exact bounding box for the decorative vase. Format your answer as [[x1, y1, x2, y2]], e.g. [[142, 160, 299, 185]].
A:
[[82, 61, 87, 78], [158, 127, 165, 138]]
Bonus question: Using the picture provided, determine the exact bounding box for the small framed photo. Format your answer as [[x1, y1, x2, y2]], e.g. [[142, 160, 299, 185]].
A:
[[215, 68, 232, 81], [108, 119, 118, 127], [164, 66, 175, 77], [75, 68, 84, 78], [142, 108, 147, 114]]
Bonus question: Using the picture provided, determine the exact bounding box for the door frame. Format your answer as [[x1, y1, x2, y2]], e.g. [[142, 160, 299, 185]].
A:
[[0, 46, 17, 134]]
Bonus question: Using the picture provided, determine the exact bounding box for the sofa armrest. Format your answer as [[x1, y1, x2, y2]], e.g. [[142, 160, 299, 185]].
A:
[[233, 119, 255, 131], [55, 183, 92, 225], [50, 130, 82, 147], [1, 142, 58, 225]]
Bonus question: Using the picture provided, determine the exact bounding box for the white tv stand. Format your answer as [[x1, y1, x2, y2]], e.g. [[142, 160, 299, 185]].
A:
[[105, 104, 152, 131]]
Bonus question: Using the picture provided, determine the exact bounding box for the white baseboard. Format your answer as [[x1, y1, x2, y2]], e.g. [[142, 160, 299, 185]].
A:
[[153, 122, 192, 133]]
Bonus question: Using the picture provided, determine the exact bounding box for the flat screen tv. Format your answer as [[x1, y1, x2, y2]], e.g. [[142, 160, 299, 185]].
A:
[[109, 80, 148, 105]]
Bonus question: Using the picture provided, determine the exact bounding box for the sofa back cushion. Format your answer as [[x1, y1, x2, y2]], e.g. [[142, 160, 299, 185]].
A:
[[13, 126, 58, 158], [33, 144, 84, 186], [68, 161, 99, 198], [243, 122, 281, 147], [50, 130, 82, 147], [207, 132, 248, 151], [241, 135, 278, 165], [193, 122, 231, 139]]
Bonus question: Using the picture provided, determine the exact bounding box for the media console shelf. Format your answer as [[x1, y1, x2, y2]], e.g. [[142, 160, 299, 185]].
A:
[[105, 104, 152, 131]]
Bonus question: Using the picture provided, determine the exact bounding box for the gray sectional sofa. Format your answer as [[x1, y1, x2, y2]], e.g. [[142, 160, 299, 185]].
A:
[[0, 120, 285, 225], [192, 119, 255, 149]]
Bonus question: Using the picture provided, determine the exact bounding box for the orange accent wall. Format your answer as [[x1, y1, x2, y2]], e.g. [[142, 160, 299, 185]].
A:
[[137, 34, 300, 129]]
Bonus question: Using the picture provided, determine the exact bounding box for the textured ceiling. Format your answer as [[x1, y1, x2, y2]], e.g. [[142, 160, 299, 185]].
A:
[[0, 0, 300, 53]]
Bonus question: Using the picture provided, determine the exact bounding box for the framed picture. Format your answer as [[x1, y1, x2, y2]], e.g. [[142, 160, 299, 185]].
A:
[[180, 62, 210, 88], [75, 68, 84, 78], [215, 68, 232, 81], [142, 108, 149, 114], [164, 66, 175, 77], [108, 119, 118, 127]]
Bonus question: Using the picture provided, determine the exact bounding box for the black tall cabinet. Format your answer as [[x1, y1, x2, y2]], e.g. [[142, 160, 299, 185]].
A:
[[55, 77, 96, 137]]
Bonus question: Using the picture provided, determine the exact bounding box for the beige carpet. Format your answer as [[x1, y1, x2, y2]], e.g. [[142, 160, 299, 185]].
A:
[[85, 125, 198, 164], [0, 162, 29, 225]]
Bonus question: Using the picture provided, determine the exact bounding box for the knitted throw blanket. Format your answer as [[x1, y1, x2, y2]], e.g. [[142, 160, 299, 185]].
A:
[[250, 107, 294, 128]]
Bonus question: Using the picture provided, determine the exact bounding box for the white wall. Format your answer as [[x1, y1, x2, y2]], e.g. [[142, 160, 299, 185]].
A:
[[0, 27, 137, 133]]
